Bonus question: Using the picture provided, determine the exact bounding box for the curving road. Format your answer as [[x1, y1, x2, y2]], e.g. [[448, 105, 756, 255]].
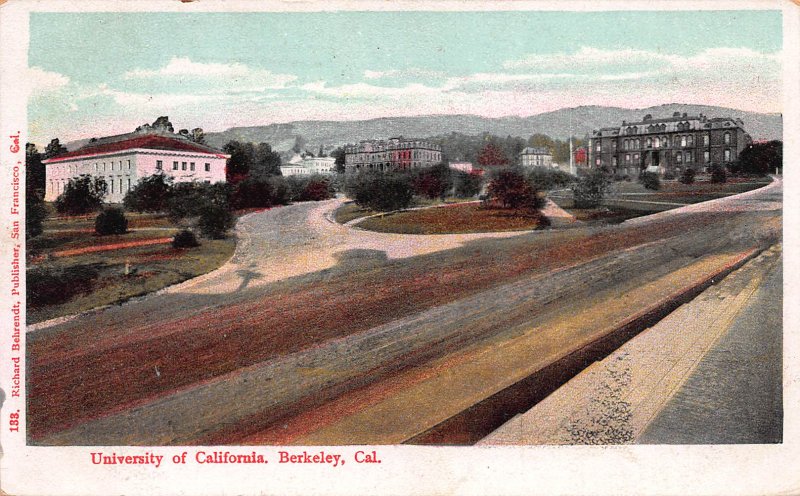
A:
[[27, 179, 782, 444]]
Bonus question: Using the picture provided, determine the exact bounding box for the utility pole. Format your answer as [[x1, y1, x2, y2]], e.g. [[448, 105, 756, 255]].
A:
[[569, 109, 576, 176]]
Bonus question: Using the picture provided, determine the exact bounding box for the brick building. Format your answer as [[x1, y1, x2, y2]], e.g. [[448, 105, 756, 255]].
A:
[[588, 112, 752, 177], [344, 137, 442, 172]]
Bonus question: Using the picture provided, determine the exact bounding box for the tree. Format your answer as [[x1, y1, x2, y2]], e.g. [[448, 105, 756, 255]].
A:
[[412, 163, 453, 200], [223, 140, 255, 182], [318, 145, 325, 157], [26, 189, 47, 239], [735, 141, 782, 175], [453, 170, 483, 198], [26, 143, 46, 193], [135, 116, 174, 133], [252, 143, 282, 178], [478, 142, 509, 168], [486, 169, 544, 211], [55, 175, 107, 215], [330, 147, 346, 173], [123, 173, 174, 212], [44, 138, 67, 159], [196, 202, 235, 239], [572, 170, 611, 208], [190, 128, 206, 144], [292, 135, 307, 153]]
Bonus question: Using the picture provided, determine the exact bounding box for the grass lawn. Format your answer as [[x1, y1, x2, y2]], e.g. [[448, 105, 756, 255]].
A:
[[28, 211, 236, 324], [334, 202, 378, 224], [356, 203, 544, 234]]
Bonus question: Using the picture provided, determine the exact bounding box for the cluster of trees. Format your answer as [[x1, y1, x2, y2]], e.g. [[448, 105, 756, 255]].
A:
[[429, 132, 587, 167], [731, 141, 782, 176], [223, 141, 283, 182]]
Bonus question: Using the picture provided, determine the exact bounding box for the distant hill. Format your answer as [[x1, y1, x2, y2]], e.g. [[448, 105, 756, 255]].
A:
[[202, 104, 782, 152]]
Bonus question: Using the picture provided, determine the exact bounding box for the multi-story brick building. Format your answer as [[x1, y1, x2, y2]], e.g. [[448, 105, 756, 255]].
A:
[[588, 112, 752, 177], [43, 131, 229, 203], [519, 147, 553, 168], [344, 137, 442, 172]]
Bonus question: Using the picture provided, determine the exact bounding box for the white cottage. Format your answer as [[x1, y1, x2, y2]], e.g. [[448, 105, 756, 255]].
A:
[[43, 132, 229, 203]]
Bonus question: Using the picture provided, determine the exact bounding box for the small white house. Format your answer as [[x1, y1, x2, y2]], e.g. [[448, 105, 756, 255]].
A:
[[43, 132, 229, 203], [280, 156, 336, 177], [520, 147, 553, 168], [449, 162, 475, 173]]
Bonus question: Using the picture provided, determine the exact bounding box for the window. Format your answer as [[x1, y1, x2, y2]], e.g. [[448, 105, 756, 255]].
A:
[[205, 163, 211, 172], [156, 160, 163, 171], [634, 153, 639, 161], [646, 138, 652, 147], [654, 137, 660, 148], [687, 135, 694, 146], [685, 151, 693, 163], [596, 142, 601, 152], [612, 157, 618, 167], [127, 160, 131, 169], [703, 134, 709, 146], [182, 162, 187, 170], [119, 178, 123, 193], [111, 179, 115, 194], [724, 132, 731, 145], [625, 154, 631, 163], [679, 136, 686, 147], [94, 163, 98, 172], [127, 178, 131, 191], [704, 151, 710, 163], [595, 158, 601, 166], [724, 149, 731, 161], [190, 162, 195, 171], [676, 153, 683, 164], [173, 161, 179, 170]]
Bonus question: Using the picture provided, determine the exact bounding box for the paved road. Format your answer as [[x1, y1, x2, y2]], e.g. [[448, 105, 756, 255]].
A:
[[27, 178, 782, 444]]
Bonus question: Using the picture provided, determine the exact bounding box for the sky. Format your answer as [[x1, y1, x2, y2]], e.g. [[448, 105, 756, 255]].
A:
[[27, 10, 783, 145]]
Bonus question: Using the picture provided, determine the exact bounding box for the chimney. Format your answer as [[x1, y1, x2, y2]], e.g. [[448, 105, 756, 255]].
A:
[[673, 112, 681, 117]]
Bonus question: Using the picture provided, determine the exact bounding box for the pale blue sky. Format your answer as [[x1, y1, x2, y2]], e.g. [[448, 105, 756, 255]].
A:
[[28, 11, 783, 144]]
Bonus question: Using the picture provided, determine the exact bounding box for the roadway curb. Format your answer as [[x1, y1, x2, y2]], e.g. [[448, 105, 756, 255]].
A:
[[404, 246, 765, 445]]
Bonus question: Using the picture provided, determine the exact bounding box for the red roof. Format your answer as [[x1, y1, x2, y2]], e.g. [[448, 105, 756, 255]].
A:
[[43, 134, 228, 163]]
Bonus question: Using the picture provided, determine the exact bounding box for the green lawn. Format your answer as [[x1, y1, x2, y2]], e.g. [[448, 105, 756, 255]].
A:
[[28, 210, 236, 324], [356, 203, 544, 234]]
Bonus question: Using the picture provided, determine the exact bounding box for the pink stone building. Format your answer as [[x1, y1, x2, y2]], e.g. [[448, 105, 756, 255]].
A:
[[43, 132, 229, 203]]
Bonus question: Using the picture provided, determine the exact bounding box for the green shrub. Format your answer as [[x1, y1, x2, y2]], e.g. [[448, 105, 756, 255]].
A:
[[527, 167, 575, 191], [26, 189, 48, 239], [172, 229, 200, 248], [638, 171, 661, 190], [662, 170, 676, 181], [411, 163, 453, 199], [572, 170, 611, 208], [55, 175, 107, 215], [345, 170, 414, 212], [94, 207, 128, 235], [711, 165, 727, 183], [452, 170, 483, 198], [27, 264, 99, 308], [679, 168, 696, 185], [197, 202, 235, 239], [123, 173, 173, 212]]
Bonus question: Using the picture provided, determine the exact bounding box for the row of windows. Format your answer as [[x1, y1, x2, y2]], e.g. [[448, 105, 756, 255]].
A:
[[597, 132, 731, 152], [600, 149, 732, 167], [155, 160, 212, 172], [62, 160, 133, 176]]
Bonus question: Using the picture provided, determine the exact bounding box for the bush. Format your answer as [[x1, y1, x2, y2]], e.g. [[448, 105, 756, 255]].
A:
[[572, 170, 611, 208], [638, 171, 661, 190], [302, 178, 334, 201], [197, 202, 235, 239], [679, 168, 696, 185], [123, 173, 173, 212], [55, 175, 107, 215], [527, 167, 575, 191], [345, 170, 414, 212], [168, 182, 232, 222], [452, 170, 483, 198], [232, 178, 275, 209], [94, 207, 128, 235], [662, 170, 676, 181], [172, 229, 200, 248], [711, 165, 727, 183], [27, 264, 99, 308], [486, 169, 545, 211]]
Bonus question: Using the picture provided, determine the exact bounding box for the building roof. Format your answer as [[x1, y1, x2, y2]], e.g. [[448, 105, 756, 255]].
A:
[[520, 147, 551, 155], [43, 133, 228, 164]]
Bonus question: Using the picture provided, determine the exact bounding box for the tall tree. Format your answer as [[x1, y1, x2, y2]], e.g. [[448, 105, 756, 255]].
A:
[[330, 147, 346, 173], [477, 142, 509, 167], [252, 143, 282, 178], [26, 143, 46, 193], [43, 138, 67, 159], [190, 128, 206, 144], [223, 141, 255, 182]]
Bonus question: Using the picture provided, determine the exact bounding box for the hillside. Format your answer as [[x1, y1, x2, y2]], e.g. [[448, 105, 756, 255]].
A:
[[203, 104, 782, 152]]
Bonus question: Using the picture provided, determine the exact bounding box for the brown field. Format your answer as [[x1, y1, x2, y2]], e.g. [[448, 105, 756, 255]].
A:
[[357, 203, 545, 234]]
